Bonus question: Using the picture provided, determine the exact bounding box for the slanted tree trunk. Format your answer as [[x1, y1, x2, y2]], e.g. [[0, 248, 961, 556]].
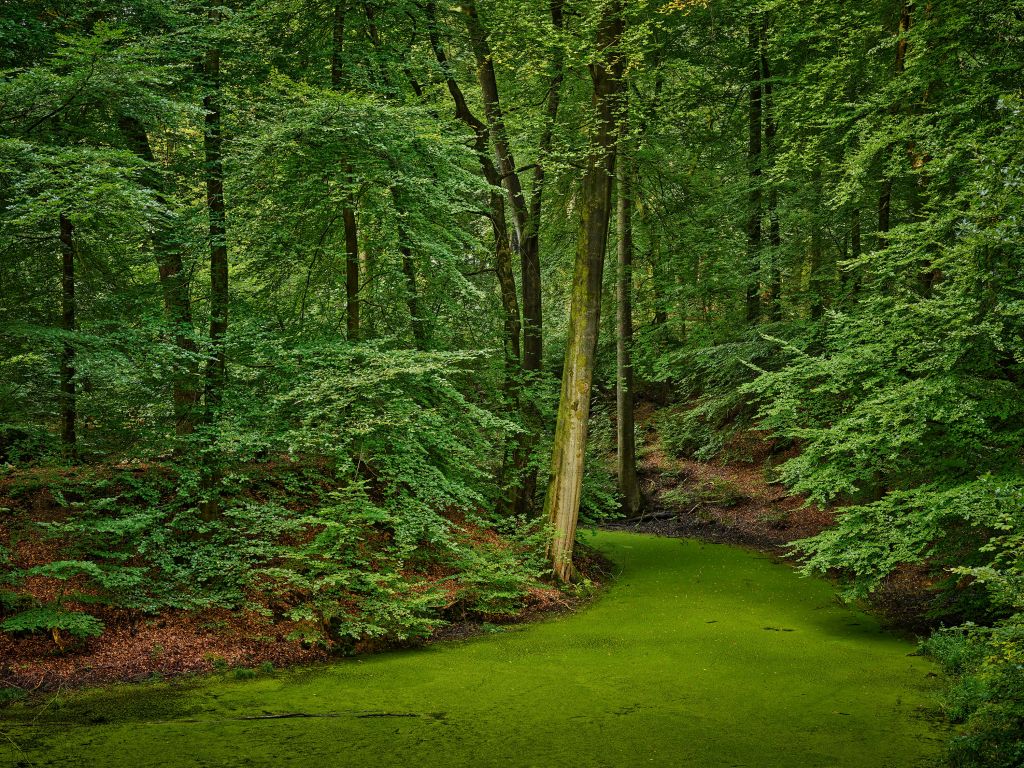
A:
[[203, 35, 228, 421], [59, 213, 77, 459], [615, 158, 641, 516], [427, 4, 521, 365], [119, 116, 200, 436], [745, 21, 763, 324], [543, 0, 623, 582]]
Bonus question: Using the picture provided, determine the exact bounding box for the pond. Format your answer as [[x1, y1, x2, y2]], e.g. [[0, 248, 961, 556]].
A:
[[0, 532, 947, 767]]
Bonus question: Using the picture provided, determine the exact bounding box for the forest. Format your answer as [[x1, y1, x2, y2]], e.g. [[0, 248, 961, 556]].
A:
[[1, 0, 1023, 766]]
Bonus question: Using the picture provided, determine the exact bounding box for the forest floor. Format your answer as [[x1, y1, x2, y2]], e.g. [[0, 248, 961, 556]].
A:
[[604, 401, 937, 632], [0, 468, 612, 694]]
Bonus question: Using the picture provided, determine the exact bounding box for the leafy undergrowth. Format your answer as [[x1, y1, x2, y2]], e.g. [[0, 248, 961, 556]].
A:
[[0, 462, 593, 693]]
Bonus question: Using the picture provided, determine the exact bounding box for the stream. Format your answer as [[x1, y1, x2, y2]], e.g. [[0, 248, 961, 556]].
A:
[[0, 532, 947, 767]]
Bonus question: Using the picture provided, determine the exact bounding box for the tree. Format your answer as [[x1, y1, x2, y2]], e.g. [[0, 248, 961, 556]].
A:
[[543, 0, 624, 582]]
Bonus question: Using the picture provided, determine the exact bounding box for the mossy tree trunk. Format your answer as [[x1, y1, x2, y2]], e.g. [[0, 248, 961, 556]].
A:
[[543, 0, 623, 582]]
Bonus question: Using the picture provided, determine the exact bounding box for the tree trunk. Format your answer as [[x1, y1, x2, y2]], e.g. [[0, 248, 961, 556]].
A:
[[343, 203, 360, 341], [760, 22, 782, 322], [615, 160, 641, 516], [59, 213, 77, 459], [745, 21, 763, 324], [543, 0, 623, 582], [878, 0, 910, 250], [391, 188, 427, 350], [119, 116, 200, 436], [426, 3, 521, 364], [332, 3, 360, 342], [520, 0, 566, 373], [203, 37, 228, 421]]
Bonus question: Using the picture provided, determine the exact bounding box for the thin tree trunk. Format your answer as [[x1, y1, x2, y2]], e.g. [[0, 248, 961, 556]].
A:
[[119, 117, 200, 436], [343, 203, 360, 341], [506, 0, 567, 518], [203, 36, 228, 421], [520, 0, 565, 373], [59, 213, 77, 459], [332, 3, 360, 342], [615, 159, 641, 515], [878, 0, 910, 250], [400, 244, 426, 351], [809, 169, 825, 319], [426, 3, 520, 363], [745, 21, 763, 324], [760, 22, 782, 322], [543, 0, 623, 582]]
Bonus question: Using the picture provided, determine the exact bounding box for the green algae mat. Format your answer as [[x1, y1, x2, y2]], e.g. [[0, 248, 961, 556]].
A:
[[0, 532, 947, 767]]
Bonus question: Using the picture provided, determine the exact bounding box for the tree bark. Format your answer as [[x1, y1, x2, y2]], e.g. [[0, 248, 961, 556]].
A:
[[878, 0, 910, 250], [615, 158, 641, 515], [745, 21, 763, 324], [333, 4, 361, 342], [203, 35, 228, 421], [119, 116, 200, 436], [760, 22, 782, 322], [59, 213, 77, 459], [343, 194, 360, 341], [520, 0, 565, 373], [426, 3, 521, 364], [543, 0, 623, 582]]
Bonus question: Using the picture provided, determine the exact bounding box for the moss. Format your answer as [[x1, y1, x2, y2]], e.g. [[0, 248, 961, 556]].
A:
[[0, 533, 947, 767]]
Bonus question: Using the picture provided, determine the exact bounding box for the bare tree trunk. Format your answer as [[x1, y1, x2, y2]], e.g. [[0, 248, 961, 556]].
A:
[[332, 4, 361, 342], [615, 159, 641, 515], [59, 213, 77, 459], [745, 21, 763, 324], [878, 0, 910, 250], [343, 203, 360, 341], [760, 22, 782, 323], [203, 36, 228, 421], [427, 4, 521, 364], [520, 0, 565, 373], [119, 116, 200, 436], [543, 0, 623, 582], [507, 0, 567, 518]]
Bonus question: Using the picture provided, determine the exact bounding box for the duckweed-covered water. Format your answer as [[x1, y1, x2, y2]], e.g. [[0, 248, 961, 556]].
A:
[[0, 533, 946, 767]]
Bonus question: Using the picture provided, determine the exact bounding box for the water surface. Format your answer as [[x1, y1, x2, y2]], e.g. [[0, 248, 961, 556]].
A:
[[0, 532, 946, 767]]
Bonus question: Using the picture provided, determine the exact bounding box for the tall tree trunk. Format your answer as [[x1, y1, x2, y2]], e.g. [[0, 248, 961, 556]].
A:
[[203, 36, 228, 421], [760, 22, 782, 322], [391, 188, 428, 350], [332, 3, 360, 342], [506, 0, 567, 518], [520, 0, 565, 373], [427, 3, 524, 513], [119, 116, 200, 436], [878, 0, 910, 250], [543, 0, 623, 582], [809, 169, 825, 319], [745, 22, 763, 324], [343, 201, 360, 341], [615, 158, 641, 515], [59, 213, 77, 459], [426, 3, 520, 364]]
